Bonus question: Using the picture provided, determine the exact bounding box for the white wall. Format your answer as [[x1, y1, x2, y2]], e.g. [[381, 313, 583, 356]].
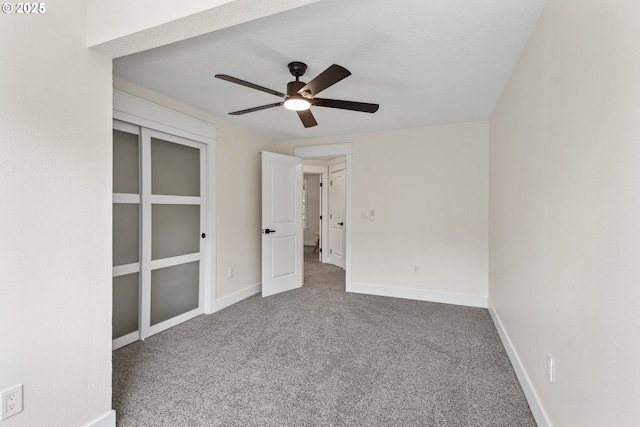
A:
[[489, 0, 640, 425], [113, 79, 277, 305], [0, 1, 113, 426], [278, 122, 489, 306]]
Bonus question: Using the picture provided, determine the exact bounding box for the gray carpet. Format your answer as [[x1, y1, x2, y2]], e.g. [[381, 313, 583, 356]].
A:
[[113, 247, 536, 426]]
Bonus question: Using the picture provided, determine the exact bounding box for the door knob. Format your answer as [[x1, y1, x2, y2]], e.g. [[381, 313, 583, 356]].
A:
[[201, 233, 206, 238], [263, 229, 276, 234], [338, 222, 344, 226]]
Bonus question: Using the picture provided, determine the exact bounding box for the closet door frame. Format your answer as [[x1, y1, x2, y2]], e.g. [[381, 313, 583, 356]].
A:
[[113, 91, 217, 349]]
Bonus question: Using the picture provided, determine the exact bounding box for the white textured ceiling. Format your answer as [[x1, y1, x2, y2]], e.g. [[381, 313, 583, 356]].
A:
[[113, 0, 546, 141]]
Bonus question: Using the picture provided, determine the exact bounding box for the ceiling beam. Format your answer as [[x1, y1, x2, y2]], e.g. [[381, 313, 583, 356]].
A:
[[87, 0, 321, 58]]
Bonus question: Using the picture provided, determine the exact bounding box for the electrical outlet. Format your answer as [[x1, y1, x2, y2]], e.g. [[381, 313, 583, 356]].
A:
[[414, 265, 419, 273], [546, 353, 554, 382], [228, 267, 234, 278], [2, 384, 23, 420]]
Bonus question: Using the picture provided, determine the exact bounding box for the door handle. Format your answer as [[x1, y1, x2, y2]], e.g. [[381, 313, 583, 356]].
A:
[[262, 229, 276, 234], [338, 222, 344, 226]]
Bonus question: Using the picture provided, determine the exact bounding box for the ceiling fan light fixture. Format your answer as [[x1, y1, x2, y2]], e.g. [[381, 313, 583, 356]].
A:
[[215, 62, 379, 128], [283, 95, 311, 111]]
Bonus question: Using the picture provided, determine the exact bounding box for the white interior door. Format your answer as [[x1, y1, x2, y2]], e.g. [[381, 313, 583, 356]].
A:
[[261, 152, 303, 297], [328, 162, 346, 269]]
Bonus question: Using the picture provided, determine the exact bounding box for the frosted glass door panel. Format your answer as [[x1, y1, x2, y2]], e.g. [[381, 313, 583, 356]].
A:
[[151, 137, 200, 196], [113, 129, 140, 194], [150, 261, 199, 326], [113, 273, 139, 339], [151, 204, 200, 260], [113, 204, 139, 266]]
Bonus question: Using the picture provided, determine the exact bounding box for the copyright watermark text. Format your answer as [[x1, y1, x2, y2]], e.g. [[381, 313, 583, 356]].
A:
[[2, 3, 46, 13]]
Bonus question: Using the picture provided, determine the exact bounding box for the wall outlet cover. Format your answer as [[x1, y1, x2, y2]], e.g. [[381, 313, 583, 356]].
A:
[[1, 384, 23, 420]]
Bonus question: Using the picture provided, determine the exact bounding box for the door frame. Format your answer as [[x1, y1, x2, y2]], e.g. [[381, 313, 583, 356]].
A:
[[113, 90, 217, 317], [294, 143, 352, 291], [302, 165, 329, 262]]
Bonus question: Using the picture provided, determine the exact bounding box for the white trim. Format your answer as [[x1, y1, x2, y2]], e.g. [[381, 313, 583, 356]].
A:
[[113, 193, 140, 204], [211, 282, 262, 313], [304, 240, 316, 246], [489, 306, 552, 427], [111, 330, 139, 351], [350, 282, 488, 308], [329, 162, 345, 174], [150, 195, 201, 205], [112, 262, 140, 277], [146, 307, 203, 338], [198, 139, 209, 316], [85, 410, 116, 427], [140, 127, 152, 340], [344, 154, 352, 287], [113, 119, 139, 135], [114, 91, 216, 144], [295, 142, 352, 157], [149, 253, 200, 270], [302, 177, 308, 231], [303, 164, 329, 174], [204, 141, 216, 314]]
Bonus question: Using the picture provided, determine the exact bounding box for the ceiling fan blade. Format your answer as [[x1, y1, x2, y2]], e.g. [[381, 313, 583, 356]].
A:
[[215, 74, 285, 98], [298, 64, 351, 97], [312, 98, 379, 113], [229, 102, 283, 115], [296, 109, 318, 128]]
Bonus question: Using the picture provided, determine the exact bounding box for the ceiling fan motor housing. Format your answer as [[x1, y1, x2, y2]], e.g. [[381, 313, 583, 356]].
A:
[[287, 80, 307, 97]]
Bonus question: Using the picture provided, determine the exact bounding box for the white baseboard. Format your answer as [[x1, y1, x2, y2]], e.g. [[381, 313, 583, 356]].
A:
[[211, 282, 261, 313], [85, 410, 115, 427], [348, 282, 487, 308], [489, 305, 552, 427]]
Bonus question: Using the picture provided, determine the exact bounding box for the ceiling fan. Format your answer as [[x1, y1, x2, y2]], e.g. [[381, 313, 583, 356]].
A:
[[215, 62, 379, 128]]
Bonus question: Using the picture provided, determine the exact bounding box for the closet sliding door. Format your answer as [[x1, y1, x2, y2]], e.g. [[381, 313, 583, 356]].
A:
[[112, 121, 142, 349], [140, 128, 207, 339], [112, 120, 207, 350]]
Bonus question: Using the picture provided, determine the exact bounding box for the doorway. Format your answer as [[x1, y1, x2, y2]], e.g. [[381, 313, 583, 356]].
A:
[[303, 173, 322, 260], [302, 157, 346, 269], [259, 144, 352, 297], [295, 143, 353, 291]]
